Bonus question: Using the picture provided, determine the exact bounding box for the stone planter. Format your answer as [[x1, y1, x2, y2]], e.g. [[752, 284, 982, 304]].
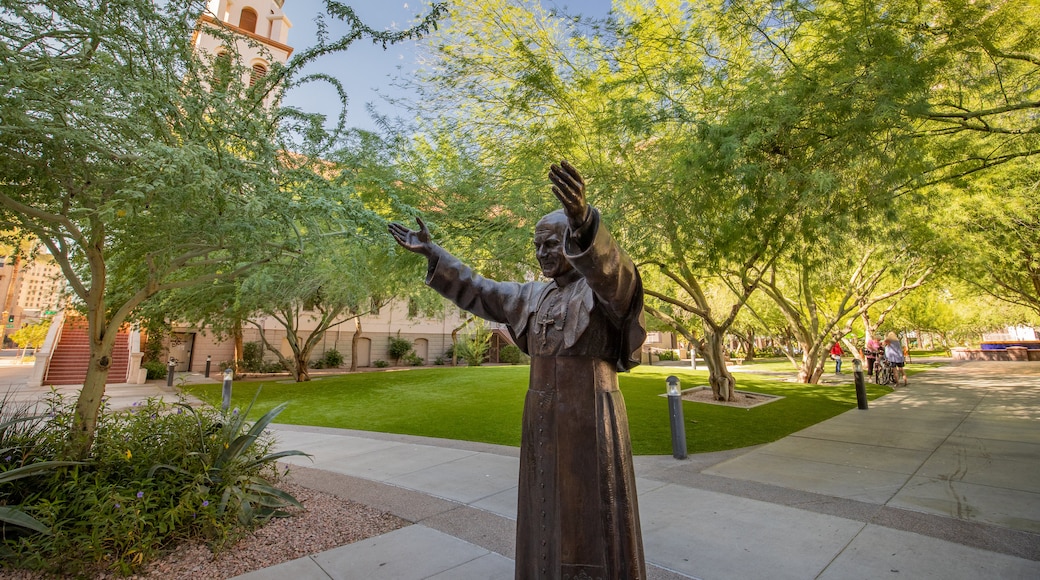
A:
[[1007, 346, 1029, 361]]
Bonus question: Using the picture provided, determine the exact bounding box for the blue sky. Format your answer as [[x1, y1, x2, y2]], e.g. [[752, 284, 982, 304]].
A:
[[279, 1, 611, 132]]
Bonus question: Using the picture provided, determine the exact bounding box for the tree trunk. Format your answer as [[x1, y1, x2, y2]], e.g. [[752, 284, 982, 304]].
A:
[[70, 320, 117, 459], [350, 317, 361, 372], [232, 320, 244, 379], [703, 329, 735, 401], [740, 327, 756, 361], [798, 350, 825, 383], [294, 349, 311, 382]]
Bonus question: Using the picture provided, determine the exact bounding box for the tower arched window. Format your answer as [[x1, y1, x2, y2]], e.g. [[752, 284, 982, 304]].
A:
[[212, 50, 232, 90], [239, 8, 258, 33], [250, 63, 267, 87]]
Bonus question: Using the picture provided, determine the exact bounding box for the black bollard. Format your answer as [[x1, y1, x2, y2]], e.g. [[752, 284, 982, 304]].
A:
[[204, 355, 212, 378], [221, 368, 233, 413], [666, 376, 687, 459], [853, 358, 868, 410], [166, 358, 175, 387]]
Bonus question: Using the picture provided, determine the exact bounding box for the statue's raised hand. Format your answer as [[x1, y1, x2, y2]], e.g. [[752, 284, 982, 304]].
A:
[[549, 160, 589, 228], [388, 217, 435, 257]]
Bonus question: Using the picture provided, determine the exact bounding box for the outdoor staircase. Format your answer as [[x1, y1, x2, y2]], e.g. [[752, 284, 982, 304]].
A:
[[43, 318, 131, 386]]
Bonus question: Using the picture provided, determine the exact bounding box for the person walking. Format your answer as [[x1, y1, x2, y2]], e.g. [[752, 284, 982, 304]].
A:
[[884, 332, 907, 387], [830, 341, 844, 374]]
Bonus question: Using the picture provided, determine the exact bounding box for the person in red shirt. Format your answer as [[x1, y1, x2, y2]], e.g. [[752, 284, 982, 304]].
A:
[[830, 342, 844, 374]]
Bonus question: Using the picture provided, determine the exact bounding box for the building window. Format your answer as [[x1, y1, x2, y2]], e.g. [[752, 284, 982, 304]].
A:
[[239, 8, 258, 33], [212, 50, 232, 90], [249, 63, 267, 87]]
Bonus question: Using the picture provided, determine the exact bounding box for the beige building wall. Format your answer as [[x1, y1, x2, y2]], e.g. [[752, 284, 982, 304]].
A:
[[170, 297, 478, 372]]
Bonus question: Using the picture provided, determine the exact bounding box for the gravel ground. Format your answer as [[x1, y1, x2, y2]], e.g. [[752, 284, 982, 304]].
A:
[[681, 386, 779, 407], [0, 481, 407, 580]]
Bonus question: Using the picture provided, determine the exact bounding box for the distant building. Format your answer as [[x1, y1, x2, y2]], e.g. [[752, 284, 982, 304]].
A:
[[0, 250, 64, 345]]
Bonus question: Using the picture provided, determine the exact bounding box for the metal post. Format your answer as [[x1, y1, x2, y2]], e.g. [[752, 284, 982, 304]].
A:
[[666, 375, 687, 459], [853, 358, 868, 410], [204, 355, 212, 378], [690, 346, 697, 370], [166, 358, 175, 387], [221, 367, 233, 413]]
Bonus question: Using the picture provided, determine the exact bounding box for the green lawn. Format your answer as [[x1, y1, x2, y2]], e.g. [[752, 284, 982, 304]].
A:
[[184, 364, 896, 455]]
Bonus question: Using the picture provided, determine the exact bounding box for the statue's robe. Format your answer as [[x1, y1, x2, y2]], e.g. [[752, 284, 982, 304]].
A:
[[425, 208, 647, 580]]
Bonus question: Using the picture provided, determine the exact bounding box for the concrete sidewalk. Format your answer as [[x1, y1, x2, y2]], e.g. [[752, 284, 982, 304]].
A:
[[229, 360, 1039, 580], [0, 363, 209, 410]]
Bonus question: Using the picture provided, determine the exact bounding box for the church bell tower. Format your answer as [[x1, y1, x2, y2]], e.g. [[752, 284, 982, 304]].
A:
[[193, 0, 294, 104]]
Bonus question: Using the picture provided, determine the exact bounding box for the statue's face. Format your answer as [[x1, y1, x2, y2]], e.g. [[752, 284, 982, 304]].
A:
[[534, 220, 573, 279]]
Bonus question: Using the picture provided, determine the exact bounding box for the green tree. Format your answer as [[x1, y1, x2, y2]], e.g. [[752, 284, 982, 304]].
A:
[[906, 0, 1040, 188], [162, 128, 420, 382], [404, 0, 936, 400], [0, 0, 446, 456], [1, 0, 282, 455], [888, 279, 1040, 350], [759, 237, 934, 382], [240, 243, 401, 382], [940, 159, 1040, 318], [9, 319, 50, 356]]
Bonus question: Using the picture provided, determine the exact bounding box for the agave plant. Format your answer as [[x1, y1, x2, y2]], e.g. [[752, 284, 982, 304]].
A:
[[151, 391, 310, 525]]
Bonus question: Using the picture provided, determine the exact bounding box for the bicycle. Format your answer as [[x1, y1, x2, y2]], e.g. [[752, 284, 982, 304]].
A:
[[874, 353, 896, 386]]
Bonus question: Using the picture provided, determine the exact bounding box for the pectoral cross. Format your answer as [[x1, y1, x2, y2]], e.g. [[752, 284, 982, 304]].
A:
[[537, 310, 557, 346]]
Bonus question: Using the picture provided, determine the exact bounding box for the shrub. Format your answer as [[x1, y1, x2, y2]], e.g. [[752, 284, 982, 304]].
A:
[[656, 350, 678, 361], [373, 360, 389, 368], [754, 346, 778, 358], [0, 396, 79, 535], [456, 337, 490, 366], [321, 349, 343, 368], [499, 345, 527, 365], [142, 360, 168, 380], [387, 337, 412, 362], [241, 342, 266, 373], [1, 392, 306, 576], [403, 351, 424, 366], [262, 360, 286, 374], [433, 356, 445, 365]]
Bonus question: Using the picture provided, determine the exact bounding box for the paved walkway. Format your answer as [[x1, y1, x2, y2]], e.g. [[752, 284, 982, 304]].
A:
[[0, 361, 207, 410], [4, 360, 1039, 578]]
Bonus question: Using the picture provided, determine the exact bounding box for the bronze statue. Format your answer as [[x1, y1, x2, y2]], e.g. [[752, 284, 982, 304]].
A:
[[389, 160, 647, 579]]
